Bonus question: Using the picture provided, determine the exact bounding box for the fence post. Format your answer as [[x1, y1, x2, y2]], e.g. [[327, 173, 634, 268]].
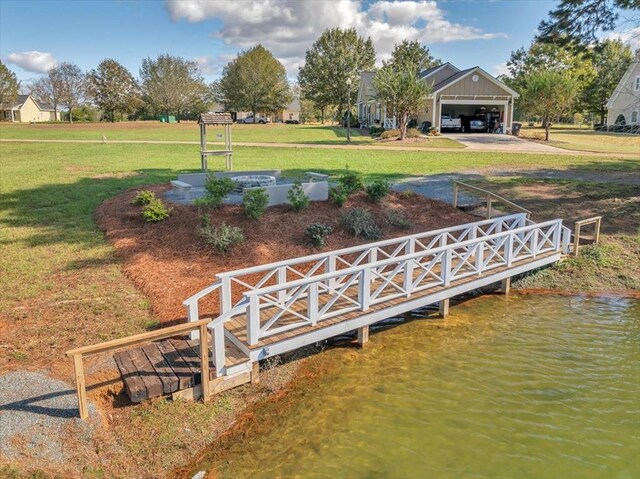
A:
[[506, 233, 513, 267], [308, 283, 319, 325], [359, 269, 371, 311], [187, 301, 199, 341], [220, 276, 232, 313], [199, 322, 210, 401], [212, 323, 226, 378], [486, 195, 492, 219], [442, 249, 452, 286], [453, 182, 459, 208], [476, 241, 484, 274], [532, 228, 539, 257], [326, 254, 336, 289], [403, 238, 415, 295], [73, 354, 89, 420], [277, 267, 286, 305], [247, 295, 260, 345], [573, 222, 581, 256]]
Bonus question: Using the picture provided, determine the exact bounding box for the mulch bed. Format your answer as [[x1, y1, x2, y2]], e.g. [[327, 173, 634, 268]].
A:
[[95, 187, 475, 325]]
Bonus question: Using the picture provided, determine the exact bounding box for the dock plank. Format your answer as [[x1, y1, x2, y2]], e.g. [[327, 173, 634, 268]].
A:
[[157, 340, 195, 389], [141, 343, 179, 394], [127, 348, 164, 400], [114, 350, 147, 403]]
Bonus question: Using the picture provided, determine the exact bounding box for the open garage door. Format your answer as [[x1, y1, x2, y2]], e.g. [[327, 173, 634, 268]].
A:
[[439, 99, 511, 134]]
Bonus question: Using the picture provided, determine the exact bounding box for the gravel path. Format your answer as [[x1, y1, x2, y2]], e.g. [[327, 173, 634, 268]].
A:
[[0, 371, 98, 463]]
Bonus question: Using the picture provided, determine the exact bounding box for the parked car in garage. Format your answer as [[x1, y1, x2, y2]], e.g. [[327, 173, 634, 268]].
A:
[[440, 113, 462, 131], [240, 116, 271, 124], [460, 116, 487, 133]]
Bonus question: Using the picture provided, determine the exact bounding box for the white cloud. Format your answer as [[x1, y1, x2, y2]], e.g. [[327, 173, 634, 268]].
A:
[[166, 0, 505, 75], [492, 62, 508, 77], [7, 51, 58, 73]]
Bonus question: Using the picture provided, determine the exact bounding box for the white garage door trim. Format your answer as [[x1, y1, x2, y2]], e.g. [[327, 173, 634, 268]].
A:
[[438, 99, 511, 134]]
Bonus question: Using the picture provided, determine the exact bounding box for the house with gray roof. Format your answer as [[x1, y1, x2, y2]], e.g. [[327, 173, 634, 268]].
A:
[[1, 94, 61, 122], [605, 49, 640, 130], [356, 62, 519, 134]]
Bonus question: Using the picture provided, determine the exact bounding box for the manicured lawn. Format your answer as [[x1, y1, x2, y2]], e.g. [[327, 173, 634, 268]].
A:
[[519, 126, 640, 155], [0, 121, 464, 148]]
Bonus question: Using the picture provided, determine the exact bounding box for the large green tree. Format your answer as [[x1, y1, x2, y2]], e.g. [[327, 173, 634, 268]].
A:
[[0, 60, 19, 108], [581, 39, 633, 123], [298, 28, 375, 123], [218, 45, 291, 121], [140, 54, 208, 122], [519, 69, 578, 141], [88, 59, 143, 122], [382, 40, 441, 74], [373, 66, 431, 140], [537, 0, 639, 47]]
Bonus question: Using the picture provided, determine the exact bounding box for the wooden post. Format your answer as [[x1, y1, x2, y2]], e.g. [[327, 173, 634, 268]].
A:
[[199, 323, 210, 402], [359, 269, 371, 311], [251, 361, 260, 384], [73, 354, 89, 419], [213, 323, 225, 378], [357, 325, 369, 346], [439, 298, 450, 318], [200, 123, 207, 171], [501, 277, 511, 295], [594, 217, 601, 244], [486, 195, 492, 219], [453, 182, 459, 208], [574, 222, 582, 256]]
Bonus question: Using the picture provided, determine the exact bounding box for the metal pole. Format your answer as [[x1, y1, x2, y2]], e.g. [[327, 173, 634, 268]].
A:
[[347, 80, 351, 143]]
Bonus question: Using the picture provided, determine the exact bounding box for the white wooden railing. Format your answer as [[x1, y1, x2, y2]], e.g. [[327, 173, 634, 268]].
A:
[[183, 215, 569, 376]]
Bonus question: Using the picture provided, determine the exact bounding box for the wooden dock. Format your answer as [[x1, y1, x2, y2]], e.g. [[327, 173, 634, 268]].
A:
[[68, 213, 572, 415]]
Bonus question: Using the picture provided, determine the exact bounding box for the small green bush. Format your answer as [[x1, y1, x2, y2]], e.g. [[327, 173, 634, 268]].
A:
[[305, 223, 332, 248], [201, 221, 245, 254], [380, 129, 400, 139], [142, 198, 171, 223], [338, 170, 364, 195], [287, 182, 310, 212], [330, 186, 349, 207], [132, 190, 156, 205], [400, 189, 416, 199], [365, 179, 391, 203], [385, 211, 412, 230], [369, 126, 385, 136], [341, 207, 382, 240], [204, 175, 235, 208], [243, 188, 269, 219]]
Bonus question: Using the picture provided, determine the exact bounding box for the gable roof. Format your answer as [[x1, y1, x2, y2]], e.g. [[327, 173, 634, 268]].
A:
[[8, 94, 30, 109], [606, 58, 640, 107], [418, 62, 460, 80], [286, 97, 301, 111], [357, 71, 377, 103], [432, 66, 520, 98]]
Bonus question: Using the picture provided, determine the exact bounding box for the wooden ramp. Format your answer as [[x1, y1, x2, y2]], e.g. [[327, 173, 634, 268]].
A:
[[114, 337, 249, 402]]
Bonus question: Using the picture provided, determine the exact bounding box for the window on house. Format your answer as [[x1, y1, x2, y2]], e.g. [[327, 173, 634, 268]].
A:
[[636, 76, 640, 91], [289, 113, 293, 120], [632, 111, 638, 124]]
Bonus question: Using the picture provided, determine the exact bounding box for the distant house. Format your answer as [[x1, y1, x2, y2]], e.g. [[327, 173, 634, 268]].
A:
[[606, 50, 640, 128], [1, 94, 61, 122], [356, 62, 519, 134], [274, 98, 301, 123]]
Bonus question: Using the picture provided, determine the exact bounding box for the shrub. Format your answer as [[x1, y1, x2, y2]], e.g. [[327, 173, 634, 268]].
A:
[[330, 186, 349, 207], [305, 223, 332, 248], [380, 129, 400, 139], [201, 221, 245, 254], [132, 190, 156, 205], [406, 128, 422, 138], [341, 207, 382, 241], [338, 170, 364, 194], [368, 126, 385, 136], [142, 198, 171, 223], [287, 182, 310, 212], [365, 179, 391, 203], [204, 175, 235, 208], [385, 211, 412, 231], [243, 188, 269, 219], [400, 189, 416, 199]]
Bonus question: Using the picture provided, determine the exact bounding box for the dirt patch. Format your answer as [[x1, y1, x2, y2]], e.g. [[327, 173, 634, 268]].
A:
[[95, 188, 475, 325]]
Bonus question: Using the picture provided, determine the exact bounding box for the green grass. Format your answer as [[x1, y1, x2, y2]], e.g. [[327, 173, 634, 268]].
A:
[[0, 122, 463, 148], [519, 126, 640, 155]]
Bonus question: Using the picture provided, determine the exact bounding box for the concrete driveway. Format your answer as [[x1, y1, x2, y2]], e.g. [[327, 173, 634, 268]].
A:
[[443, 133, 565, 153]]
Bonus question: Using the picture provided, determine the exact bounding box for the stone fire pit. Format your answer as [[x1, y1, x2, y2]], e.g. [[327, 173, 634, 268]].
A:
[[231, 175, 277, 191]]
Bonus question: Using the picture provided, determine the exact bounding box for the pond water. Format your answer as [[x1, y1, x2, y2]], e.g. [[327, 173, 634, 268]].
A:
[[190, 294, 640, 479]]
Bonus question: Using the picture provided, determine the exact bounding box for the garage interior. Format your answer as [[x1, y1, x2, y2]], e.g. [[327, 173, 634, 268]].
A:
[[441, 104, 506, 133]]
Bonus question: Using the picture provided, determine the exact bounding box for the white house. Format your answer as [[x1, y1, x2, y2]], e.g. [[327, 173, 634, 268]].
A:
[[606, 49, 640, 128], [1, 94, 61, 122], [356, 62, 519, 133]]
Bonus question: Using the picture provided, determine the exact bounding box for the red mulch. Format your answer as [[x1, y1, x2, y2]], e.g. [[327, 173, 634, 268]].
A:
[[95, 187, 475, 325]]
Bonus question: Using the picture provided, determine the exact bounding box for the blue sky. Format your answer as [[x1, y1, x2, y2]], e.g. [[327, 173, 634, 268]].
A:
[[0, 0, 636, 84]]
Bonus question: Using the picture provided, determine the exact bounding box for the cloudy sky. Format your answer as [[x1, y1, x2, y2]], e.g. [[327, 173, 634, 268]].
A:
[[1, 0, 637, 84]]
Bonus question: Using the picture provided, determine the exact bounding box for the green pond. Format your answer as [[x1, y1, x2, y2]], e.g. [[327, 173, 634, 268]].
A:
[[192, 294, 640, 479]]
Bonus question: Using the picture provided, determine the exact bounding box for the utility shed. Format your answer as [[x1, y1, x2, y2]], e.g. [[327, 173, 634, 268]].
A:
[[198, 112, 233, 171]]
